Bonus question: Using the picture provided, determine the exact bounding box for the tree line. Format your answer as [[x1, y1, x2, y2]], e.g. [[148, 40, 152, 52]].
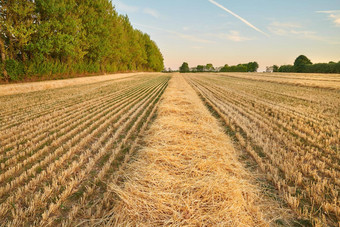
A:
[[0, 0, 164, 82], [273, 55, 340, 73], [179, 62, 259, 73]]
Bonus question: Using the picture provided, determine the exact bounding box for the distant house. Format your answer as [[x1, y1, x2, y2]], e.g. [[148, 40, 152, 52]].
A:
[[190, 67, 197, 72], [266, 66, 274, 73], [215, 66, 223, 72]]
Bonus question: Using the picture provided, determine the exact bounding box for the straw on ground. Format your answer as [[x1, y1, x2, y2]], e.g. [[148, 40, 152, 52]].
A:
[[106, 74, 272, 226]]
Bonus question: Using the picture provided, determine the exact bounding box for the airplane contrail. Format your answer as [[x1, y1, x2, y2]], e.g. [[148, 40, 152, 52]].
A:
[[208, 0, 269, 37]]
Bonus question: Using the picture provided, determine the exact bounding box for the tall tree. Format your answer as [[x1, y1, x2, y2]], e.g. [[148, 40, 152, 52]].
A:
[[34, 0, 84, 64], [0, 0, 164, 81], [294, 55, 312, 73], [179, 62, 189, 73], [0, 0, 36, 80], [206, 63, 214, 71], [0, 0, 36, 61], [273, 65, 279, 72], [247, 62, 259, 72], [196, 65, 204, 72]]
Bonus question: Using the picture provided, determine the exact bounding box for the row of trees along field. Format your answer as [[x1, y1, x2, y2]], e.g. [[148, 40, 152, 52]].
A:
[[273, 55, 340, 73], [0, 0, 164, 82], [179, 62, 259, 73]]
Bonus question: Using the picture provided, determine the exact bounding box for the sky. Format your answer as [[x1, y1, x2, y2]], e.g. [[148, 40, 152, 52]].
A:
[[112, 0, 340, 71]]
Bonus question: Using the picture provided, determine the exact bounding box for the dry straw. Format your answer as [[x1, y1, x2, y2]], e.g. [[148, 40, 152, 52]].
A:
[[105, 74, 273, 226], [0, 72, 149, 96]]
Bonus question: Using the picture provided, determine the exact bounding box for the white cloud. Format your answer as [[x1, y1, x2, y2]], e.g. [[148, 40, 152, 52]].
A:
[[216, 31, 252, 42], [133, 23, 214, 44], [317, 10, 340, 26], [143, 8, 160, 18], [206, 30, 252, 42], [317, 10, 340, 14], [112, 1, 160, 19], [177, 33, 213, 43], [268, 22, 301, 36], [267, 21, 339, 44], [227, 31, 252, 42], [208, 0, 269, 37], [112, 1, 138, 13]]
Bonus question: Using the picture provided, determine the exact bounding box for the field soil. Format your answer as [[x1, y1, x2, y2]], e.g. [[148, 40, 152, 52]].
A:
[[105, 74, 288, 226]]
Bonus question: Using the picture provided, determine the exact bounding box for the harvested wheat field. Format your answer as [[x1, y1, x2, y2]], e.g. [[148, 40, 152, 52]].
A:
[[102, 74, 292, 226], [0, 72, 339, 226], [0, 73, 170, 226], [186, 72, 340, 226], [0, 72, 147, 96]]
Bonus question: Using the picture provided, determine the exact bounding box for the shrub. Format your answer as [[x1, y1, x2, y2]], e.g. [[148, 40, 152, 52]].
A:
[[5, 59, 25, 81]]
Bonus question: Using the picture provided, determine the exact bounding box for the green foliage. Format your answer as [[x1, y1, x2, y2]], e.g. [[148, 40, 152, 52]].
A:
[[206, 63, 214, 71], [179, 62, 190, 73], [304, 62, 340, 73], [0, 0, 164, 81], [220, 62, 258, 72], [246, 62, 259, 72], [294, 55, 312, 72], [277, 55, 339, 73], [278, 65, 294, 72], [196, 65, 204, 72], [5, 59, 25, 80], [273, 65, 279, 72]]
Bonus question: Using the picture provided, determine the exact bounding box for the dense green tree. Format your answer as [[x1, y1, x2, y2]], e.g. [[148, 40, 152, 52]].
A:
[[273, 65, 279, 72], [235, 64, 247, 72], [276, 55, 339, 73], [220, 64, 229, 72], [247, 62, 259, 72], [78, 0, 114, 64], [294, 55, 312, 73], [220, 62, 256, 72], [179, 62, 189, 73], [304, 62, 340, 73], [33, 0, 83, 63], [0, 0, 164, 81], [196, 65, 204, 72], [278, 65, 294, 72], [0, 0, 36, 80], [206, 63, 214, 71]]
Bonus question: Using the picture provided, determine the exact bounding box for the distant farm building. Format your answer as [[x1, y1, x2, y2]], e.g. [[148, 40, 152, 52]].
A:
[[266, 66, 274, 73]]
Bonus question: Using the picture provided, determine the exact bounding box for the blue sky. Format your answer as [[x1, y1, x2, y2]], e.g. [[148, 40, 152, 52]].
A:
[[112, 0, 340, 71]]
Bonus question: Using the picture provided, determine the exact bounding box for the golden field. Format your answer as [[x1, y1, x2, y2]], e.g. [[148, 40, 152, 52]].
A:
[[0, 72, 339, 226], [186, 72, 339, 226], [0, 73, 170, 225]]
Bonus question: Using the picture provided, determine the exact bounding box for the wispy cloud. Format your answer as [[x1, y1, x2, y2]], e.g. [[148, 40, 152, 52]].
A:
[[317, 10, 340, 26], [143, 8, 160, 18], [112, 1, 160, 18], [211, 31, 252, 42], [113, 1, 138, 13], [226, 31, 252, 42], [268, 21, 339, 44], [134, 23, 214, 44], [208, 0, 269, 37], [267, 22, 301, 36]]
